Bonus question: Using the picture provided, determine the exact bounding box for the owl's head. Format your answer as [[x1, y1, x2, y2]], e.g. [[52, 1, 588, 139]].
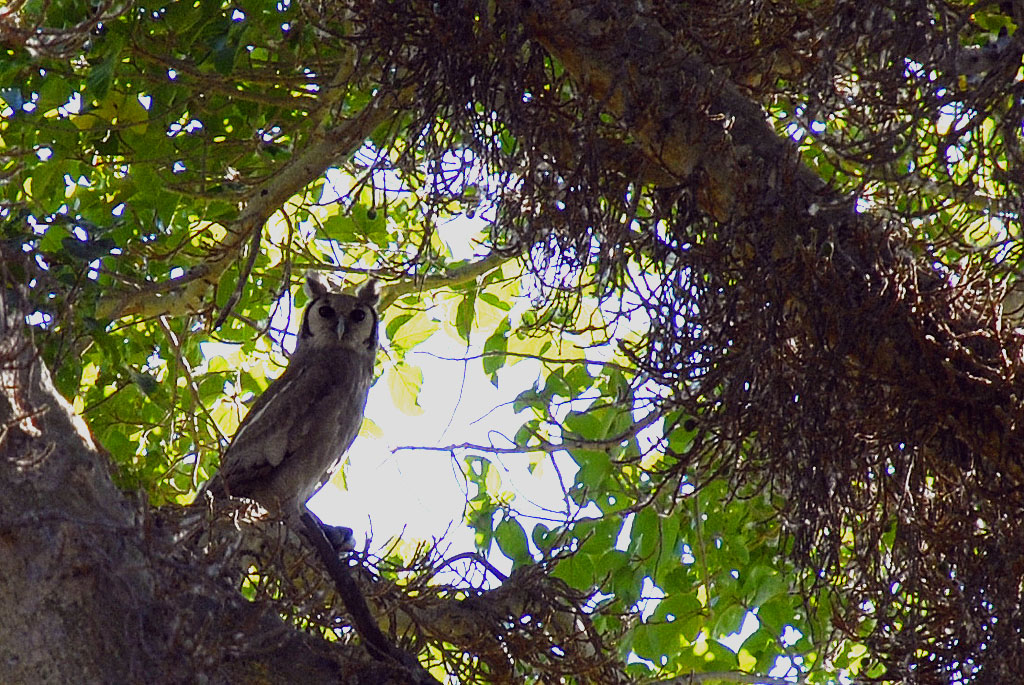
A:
[[297, 272, 380, 355]]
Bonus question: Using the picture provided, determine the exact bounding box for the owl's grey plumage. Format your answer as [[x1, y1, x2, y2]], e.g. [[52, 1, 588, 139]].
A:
[[200, 272, 380, 518]]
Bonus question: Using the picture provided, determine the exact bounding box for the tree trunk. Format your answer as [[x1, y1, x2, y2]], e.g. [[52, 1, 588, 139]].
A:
[[0, 295, 406, 684]]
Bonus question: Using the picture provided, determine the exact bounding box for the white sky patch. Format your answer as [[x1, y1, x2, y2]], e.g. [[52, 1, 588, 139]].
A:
[[719, 611, 760, 652], [615, 512, 635, 551], [309, 325, 581, 554], [633, 576, 665, 623], [26, 311, 52, 326], [60, 92, 82, 116]]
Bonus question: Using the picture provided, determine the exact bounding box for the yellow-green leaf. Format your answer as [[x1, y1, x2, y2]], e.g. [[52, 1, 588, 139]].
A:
[[386, 362, 424, 416]]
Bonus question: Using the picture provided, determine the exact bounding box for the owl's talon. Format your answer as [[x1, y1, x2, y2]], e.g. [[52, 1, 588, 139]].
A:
[[321, 524, 356, 553]]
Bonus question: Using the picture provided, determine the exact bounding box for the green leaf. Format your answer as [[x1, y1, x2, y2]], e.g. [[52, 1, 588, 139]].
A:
[[611, 565, 642, 608], [632, 621, 681, 662], [743, 565, 788, 607], [210, 31, 239, 75], [631, 507, 660, 560], [386, 362, 424, 415], [595, 549, 629, 578], [552, 552, 595, 591], [531, 523, 555, 551], [713, 603, 747, 636], [541, 369, 571, 399], [36, 75, 71, 112], [667, 415, 697, 454], [385, 312, 415, 341], [360, 416, 384, 439], [130, 371, 159, 397], [478, 291, 511, 310], [85, 56, 115, 100], [755, 596, 794, 634], [387, 311, 438, 351], [564, 409, 604, 439], [564, 365, 593, 395], [513, 420, 538, 447], [704, 639, 740, 668], [31, 163, 66, 206], [494, 516, 530, 566], [482, 319, 509, 381], [573, 449, 611, 490], [321, 213, 356, 242], [455, 289, 476, 341], [467, 504, 496, 552], [655, 594, 704, 642], [512, 384, 542, 413]]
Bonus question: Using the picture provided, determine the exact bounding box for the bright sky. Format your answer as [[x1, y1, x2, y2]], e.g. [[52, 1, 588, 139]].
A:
[[257, 172, 774, 670], [307, 329, 547, 557], [304, 171, 583, 563]]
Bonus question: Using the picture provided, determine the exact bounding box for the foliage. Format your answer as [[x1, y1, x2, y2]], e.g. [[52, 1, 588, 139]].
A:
[[3, 0, 1024, 682]]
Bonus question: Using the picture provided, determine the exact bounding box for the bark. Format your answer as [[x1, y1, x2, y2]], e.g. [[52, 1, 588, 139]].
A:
[[0, 286, 606, 682], [520, 1, 1024, 675], [523, 0, 1023, 477], [0, 294, 409, 684]]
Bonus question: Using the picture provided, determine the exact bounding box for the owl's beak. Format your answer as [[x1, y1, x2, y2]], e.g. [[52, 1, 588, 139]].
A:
[[335, 319, 346, 339]]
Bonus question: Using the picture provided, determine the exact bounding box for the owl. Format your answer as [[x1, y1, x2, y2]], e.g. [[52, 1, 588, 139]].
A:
[[199, 272, 380, 524]]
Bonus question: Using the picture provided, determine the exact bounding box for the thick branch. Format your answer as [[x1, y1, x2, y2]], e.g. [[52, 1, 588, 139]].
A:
[[522, 1, 1021, 466], [0, 291, 419, 683], [524, 0, 831, 224]]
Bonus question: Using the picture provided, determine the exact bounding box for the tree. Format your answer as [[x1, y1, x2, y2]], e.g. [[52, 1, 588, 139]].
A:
[[2, 0, 1022, 682]]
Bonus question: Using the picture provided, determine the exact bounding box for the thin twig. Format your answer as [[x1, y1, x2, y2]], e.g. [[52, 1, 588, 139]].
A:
[[211, 222, 263, 331]]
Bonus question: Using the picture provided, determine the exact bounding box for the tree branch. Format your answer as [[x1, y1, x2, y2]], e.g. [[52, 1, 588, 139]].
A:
[[0, 282, 417, 682], [390, 408, 662, 456], [96, 88, 409, 322], [378, 251, 515, 310], [299, 513, 441, 684], [412, 348, 636, 375], [652, 673, 802, 685], [523, 0, 831, 224]]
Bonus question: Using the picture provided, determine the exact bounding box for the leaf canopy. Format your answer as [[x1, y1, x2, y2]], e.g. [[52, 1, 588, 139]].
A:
[[3, 0, 1024, 681]]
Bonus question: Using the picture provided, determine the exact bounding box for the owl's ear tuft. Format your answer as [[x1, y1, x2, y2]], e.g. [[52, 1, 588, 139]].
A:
[[304, 271, 329, 299], [357, 278, 381, 306]]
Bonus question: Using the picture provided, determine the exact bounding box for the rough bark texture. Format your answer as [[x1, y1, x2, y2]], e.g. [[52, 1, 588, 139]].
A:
[[518, 2, 1024, 677], [0, 298, 406, 684]]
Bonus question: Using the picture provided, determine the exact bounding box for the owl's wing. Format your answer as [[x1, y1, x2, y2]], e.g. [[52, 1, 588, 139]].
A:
[[213, 362, 336, 497]]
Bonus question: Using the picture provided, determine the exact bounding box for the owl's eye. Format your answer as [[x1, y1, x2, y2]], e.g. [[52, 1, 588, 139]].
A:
[[318, 305, 336, 319], [350, 309, 366, 323]]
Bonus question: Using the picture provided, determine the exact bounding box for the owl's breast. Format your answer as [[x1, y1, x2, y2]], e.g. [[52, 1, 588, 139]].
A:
[[290, 355, 374, 501]]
